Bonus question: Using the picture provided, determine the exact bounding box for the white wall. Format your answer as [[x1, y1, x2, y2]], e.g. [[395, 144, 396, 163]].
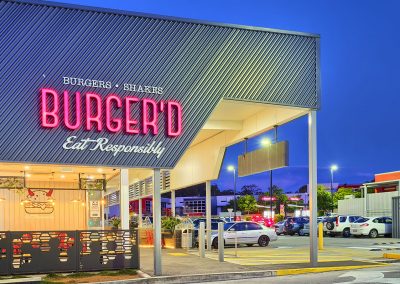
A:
[[338, 191, 400, 217]]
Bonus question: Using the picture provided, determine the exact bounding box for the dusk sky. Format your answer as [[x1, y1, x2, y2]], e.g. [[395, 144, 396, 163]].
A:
[[61, 0, 400, 193]]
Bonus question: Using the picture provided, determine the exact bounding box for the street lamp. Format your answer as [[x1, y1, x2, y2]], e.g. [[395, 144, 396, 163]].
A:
[[330, 164, 338, 197], [227, 165, 237, 221], [261, 137, 274, 220]]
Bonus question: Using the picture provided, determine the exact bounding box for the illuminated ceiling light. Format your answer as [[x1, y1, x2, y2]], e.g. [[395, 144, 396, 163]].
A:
[[26, 173, 32, 178], [261, 137, 272, 147], [88, 175, 94, 180], [97, 168, 103, 173], [0, 197, 5, 202], [24, 165, 30, 170], [60, 175, 65, 179], [81, 202, 85, 206], [72, 199, 79, 203]]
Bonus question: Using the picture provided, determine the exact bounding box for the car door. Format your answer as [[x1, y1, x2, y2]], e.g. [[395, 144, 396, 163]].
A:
[[384, 217, 392, 234], [373, 218, 385, 234], [224, 223, 237, 245], [245, 222, 263, 243]]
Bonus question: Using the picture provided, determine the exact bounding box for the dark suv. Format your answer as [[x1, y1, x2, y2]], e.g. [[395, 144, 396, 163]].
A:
[[284, 217, 309, 236]]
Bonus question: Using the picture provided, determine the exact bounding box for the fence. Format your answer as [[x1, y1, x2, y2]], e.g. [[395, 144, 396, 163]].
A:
[[0, 230, 139, 275], [338, 191, 400, 217]]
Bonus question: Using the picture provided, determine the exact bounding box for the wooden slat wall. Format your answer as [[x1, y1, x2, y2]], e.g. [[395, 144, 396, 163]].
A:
[[0, 182, 86, 231]]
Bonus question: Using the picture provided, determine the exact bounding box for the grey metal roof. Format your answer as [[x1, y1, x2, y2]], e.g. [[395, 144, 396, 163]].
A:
[[0, 0, 320, 169]]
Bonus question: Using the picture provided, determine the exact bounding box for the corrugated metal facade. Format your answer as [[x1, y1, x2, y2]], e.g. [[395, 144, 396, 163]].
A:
[[0, 0, 320, 168], [393, 197, 400, 238]]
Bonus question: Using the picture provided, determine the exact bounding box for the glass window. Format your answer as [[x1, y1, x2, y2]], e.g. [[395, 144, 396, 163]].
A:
[[224, 222, 235, 230], [372, 218, 379, 223], [385, 218, 392, 224], [339, 216, 346, 222], [246, 223, 262, 230], [233, 223, 247, 231], [354, 217, 369, 223]]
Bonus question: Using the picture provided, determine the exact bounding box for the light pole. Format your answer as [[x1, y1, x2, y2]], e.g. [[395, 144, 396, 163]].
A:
[[227, 165, 237, 221], [330, 165, 338, 198], [261, 137, 273, 219]]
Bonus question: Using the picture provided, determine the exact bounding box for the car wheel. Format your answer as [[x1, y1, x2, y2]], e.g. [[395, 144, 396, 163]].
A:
[[369, 229, 378, 239], [299, 230, 305, 236], [212, 238, 219, 249], [326, 222, 335, 230], [343, 228, 351, 238], [246, 244, 254, 247], [258, 235, 270, 247]]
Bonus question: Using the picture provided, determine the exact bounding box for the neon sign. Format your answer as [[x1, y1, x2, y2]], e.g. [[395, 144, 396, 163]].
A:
[[40, 88, 182, 137]]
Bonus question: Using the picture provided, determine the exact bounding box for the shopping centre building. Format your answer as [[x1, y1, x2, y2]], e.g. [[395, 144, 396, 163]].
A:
[[0, 0, 320, 275]]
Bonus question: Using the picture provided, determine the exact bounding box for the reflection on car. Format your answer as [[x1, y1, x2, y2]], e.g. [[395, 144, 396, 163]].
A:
[[211, 221, 278, 249]]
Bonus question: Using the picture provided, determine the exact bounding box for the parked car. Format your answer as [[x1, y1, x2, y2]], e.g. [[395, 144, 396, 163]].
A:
[[324, 215, 361, 237], [211, 221, 277, 249], [274, 221, 286, 235], [192, 218, 226, 229], [284, 217, 309, 236], [299, 216, 330, 236], [350, 216, 392, 238]]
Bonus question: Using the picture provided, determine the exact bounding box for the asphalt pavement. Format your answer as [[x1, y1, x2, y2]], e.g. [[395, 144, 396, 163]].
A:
[[192, 263, 400, 284]]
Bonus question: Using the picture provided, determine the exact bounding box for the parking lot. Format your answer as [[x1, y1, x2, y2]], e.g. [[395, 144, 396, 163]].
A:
[[194, 235, 400, 266]]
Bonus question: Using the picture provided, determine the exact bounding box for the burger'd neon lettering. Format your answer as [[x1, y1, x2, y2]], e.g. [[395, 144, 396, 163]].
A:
[[40, 88, 182, 137]]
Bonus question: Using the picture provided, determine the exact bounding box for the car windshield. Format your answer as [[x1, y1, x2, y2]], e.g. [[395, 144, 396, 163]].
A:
[[354, 217, 369, 223], [224, 222, 235, 230]]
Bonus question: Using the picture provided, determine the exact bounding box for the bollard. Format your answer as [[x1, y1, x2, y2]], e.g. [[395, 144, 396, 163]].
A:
[[218, 222, 224, 262], [318, 222, 324, 250], [234, 231, 238, 257], [186, 225, 190, 253], [199, 222, 205, 258]]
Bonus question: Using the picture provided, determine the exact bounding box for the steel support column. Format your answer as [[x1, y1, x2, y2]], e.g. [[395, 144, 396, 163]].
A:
[[138, 197, 143, 228], [120, 169, 130, 230], [171, 189, 176, 217], [308, 111, 318, 267], [153, 169, 162, 276], [206, 180, 212, 250]]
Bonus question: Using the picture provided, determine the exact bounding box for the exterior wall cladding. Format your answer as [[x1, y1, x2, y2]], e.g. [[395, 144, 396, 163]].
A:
[[0, 0, 320, 169]]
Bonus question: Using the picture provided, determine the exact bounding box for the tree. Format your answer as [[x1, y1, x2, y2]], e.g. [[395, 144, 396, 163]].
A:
[[239, 184, 263, 195], [333, 187, 361, 208], [298, 185, 308, 193], [237, 195, 258, 214], [317, 185, 333, 214]]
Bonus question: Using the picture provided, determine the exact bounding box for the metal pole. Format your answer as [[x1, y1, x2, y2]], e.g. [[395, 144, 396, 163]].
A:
[[218, 222, 224, 262], [233, 169, 237, 221], [206, 181, 212, 250], [330, 169, 334, 198], [171, 189, 175, 217], [120, 169, 130, 230], [199, 222, 205, 258], [152, 169, 162, 276], [270, 170, 273, 219], [138, 198, 142, 228], [308, 111, 318, 267]]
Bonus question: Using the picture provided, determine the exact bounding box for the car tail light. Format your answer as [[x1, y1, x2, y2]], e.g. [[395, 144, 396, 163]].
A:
[[360, 223, 369, 227], [336, 217, 339, 226]]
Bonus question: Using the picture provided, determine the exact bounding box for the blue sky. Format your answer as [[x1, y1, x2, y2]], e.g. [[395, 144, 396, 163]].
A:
[[60, 0, 400, 192]]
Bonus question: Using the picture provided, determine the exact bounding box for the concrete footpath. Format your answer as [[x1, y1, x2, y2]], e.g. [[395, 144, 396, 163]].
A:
[[133, 248, 387, 283]]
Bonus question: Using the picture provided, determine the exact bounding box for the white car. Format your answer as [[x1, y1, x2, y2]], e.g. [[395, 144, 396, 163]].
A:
[[350, 216, 392, 238], [324, 215, 361, 237], [211, 221, 277, 249]]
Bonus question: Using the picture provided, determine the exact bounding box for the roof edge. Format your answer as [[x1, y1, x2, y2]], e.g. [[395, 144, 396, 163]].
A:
[[7, 0, 320, 38]]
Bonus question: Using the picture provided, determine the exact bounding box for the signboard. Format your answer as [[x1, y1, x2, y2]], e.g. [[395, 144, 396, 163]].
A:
[[238, 141, 289, 177], [89, 201, 101, 218], [0, 0, 318, 168]]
